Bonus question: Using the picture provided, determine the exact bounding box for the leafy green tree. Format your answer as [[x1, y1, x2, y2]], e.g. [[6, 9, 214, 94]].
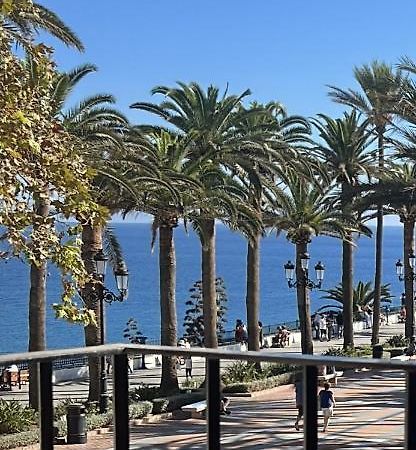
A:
[[0, 35, 101, 409], [328, 62, 405, 345], [311, 110, 374, 348], [183, 278, 228, 346]]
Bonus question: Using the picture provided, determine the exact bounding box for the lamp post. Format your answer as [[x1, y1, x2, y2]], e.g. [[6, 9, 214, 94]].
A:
[[94, 250, 129, 413], [284, 254, 325, 289], [395, 253, 416, 355], [284, 253, 325, 354]]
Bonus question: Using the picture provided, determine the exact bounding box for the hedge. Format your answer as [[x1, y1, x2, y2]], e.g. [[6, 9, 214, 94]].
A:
[[0, 430, 39, 450], [223, 372, 294, 394]]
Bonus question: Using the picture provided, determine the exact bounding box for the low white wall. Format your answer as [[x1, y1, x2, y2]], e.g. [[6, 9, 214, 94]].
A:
[[52, 366, 89, 384]]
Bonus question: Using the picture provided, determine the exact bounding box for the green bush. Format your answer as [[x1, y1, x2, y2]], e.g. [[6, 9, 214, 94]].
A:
[[129, 385, 161, 402], [0, 430, 39, 449], [129, 401, 152, 419], [86, 412, 113, 431], [221, 361, 297, 385], [223, 372, 293, 394], [385, 334, 408, 348], [322, 345, 372, 358], [180, 376, 204, 390], [0, 400, 37, 434], [152, 391, 205, 414]]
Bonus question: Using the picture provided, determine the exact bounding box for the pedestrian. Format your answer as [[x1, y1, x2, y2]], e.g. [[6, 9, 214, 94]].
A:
[[294, 374, 303, 431], [319, 382, 336, 432], [127, 355, 134, 374], [319, 315, 327, 341], [326, 315, 334, 341], [313, 314, 321, 340], [364, 309, 371, 329], [220, 396, 231, 415], [258, 321, 263, 348], [184, 355, 192, 379], [336, 313, 343, 338], [235, 319, 244, 343]]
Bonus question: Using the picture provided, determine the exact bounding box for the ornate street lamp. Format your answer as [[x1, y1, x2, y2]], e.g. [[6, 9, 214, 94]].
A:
[[395, 252, 416, 356], [284, 255, 325, 290], [94, 250, 129, 413]]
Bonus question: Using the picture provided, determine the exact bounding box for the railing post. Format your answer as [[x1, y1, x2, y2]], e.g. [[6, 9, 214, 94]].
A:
[[39, 361, 54, 450], [207, 358, 221, 450], [406, 369, 416, 449], [113, 353, 129, 450], [304, 365, 318, 450]]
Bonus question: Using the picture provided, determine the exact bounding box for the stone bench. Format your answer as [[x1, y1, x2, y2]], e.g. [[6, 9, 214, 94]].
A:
[[182, 400, 207, 418], [318, 371, 343, 386]]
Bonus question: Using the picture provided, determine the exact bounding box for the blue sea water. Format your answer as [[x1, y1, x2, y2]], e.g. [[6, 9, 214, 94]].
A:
[[0, 224, 405, 353]]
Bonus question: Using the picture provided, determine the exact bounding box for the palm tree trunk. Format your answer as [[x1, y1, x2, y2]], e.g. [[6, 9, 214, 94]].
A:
[[159, 224, 178, 394], [200, 218, 218, 349], [342, 235, 354, 349], [296, 241, 313, 354], [371, 131, 384, 345], [28, 198, 49, 410], [245, 232, 260, 352], [403, 219, 415, 339], [81, 223, 103, 403]]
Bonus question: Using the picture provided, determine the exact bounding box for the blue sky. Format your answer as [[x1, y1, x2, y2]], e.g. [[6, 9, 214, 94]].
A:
[[40, 0, 416, 225]]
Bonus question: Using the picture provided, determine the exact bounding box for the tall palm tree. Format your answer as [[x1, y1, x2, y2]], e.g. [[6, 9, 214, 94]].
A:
[[328, 61, 405, 345], [311, 110, 374, 348], [131, 82, 260, 349], [360, 163, 416, 339], [0, 1, 83, 50], [48, 64, 129, 402], [273, 176, 351, 354], [235, 102, 311, 352]]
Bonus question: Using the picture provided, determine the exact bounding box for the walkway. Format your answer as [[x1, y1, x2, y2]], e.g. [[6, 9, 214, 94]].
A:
[[51, 369, 405, 449]]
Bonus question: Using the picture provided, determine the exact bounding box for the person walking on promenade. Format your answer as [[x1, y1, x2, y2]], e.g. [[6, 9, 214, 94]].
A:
[[319, 315, 327, 341], [258, 321, 263, 348], [294, 375, 303, 430], [313, 314, 321, 340], [336, 312, 343, 338], [319, 382, 336, 432], [184, 339, 192, 379], [326, 315, 334, 341]]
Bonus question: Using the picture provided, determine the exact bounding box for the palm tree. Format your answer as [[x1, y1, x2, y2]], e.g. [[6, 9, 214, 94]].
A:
[[273, 176, 351, 354], [311, 110, 374, 349], [235, 102, 311, 352], [320, 281, 393, 317], [48, 63, 129, 402], [328, 61, 405, 345], [359, 163, 416, 339], [1, 1, 83, 50], [131, 82, 260, 349]]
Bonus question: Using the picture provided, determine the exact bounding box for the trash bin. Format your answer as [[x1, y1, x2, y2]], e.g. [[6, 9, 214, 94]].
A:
[[66, 404, 87, 444], [372, 344, 383, 359]]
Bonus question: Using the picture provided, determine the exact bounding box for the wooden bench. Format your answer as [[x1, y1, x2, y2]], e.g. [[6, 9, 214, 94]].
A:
[[182, 400, 207, 418], [318, 371, 343, 386]]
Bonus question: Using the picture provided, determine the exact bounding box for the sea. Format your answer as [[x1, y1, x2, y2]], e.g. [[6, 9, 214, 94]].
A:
[[0, 223, 405, 354]]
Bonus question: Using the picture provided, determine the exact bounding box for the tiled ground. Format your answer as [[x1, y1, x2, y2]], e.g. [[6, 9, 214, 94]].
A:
[[36, 370, 405, 450]]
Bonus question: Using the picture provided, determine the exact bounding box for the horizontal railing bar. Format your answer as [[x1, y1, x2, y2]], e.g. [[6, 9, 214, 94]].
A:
[[1, 343, 416, 371]]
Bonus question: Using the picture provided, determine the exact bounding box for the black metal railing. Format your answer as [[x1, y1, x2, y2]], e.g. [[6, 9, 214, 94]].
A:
[[0, 344, 415, 450]]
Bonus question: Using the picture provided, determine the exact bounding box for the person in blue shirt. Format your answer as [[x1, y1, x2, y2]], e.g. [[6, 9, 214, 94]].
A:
[[319, 382, 336, 432]]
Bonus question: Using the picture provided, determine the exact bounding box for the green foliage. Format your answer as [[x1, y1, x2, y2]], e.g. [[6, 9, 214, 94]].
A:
[[180, 376, 204, 391], [221, 361, 297, 385], [183, 277, 228, 346], [322, 345, 373, 357], [123, 318, 144, 344], [385, 334, 409, 348], [0, 430, 39, 449], [223, 372, 294, 394], [0, 400, 37, 434], [129, 385, 161, 402], [129, 401, 153, 420], [320, 280, 393, 314]]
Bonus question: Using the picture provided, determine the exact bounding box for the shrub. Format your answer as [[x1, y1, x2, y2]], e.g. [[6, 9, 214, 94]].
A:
[[86, 412, 113, 431], [129, 401, 152, 419], [0, 400, 37, 434], [385, 334, 408, 348], [180, 376, 204, 391], [221, 361, 296, 385], [129, 385, 161, 402], [0, 430, 39, 449], [151, 398, 169, 415], [223, 372, 294, 394]]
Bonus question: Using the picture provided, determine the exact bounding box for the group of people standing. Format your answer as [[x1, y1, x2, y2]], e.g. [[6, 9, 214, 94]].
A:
[[312, 313, 343, 341]]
